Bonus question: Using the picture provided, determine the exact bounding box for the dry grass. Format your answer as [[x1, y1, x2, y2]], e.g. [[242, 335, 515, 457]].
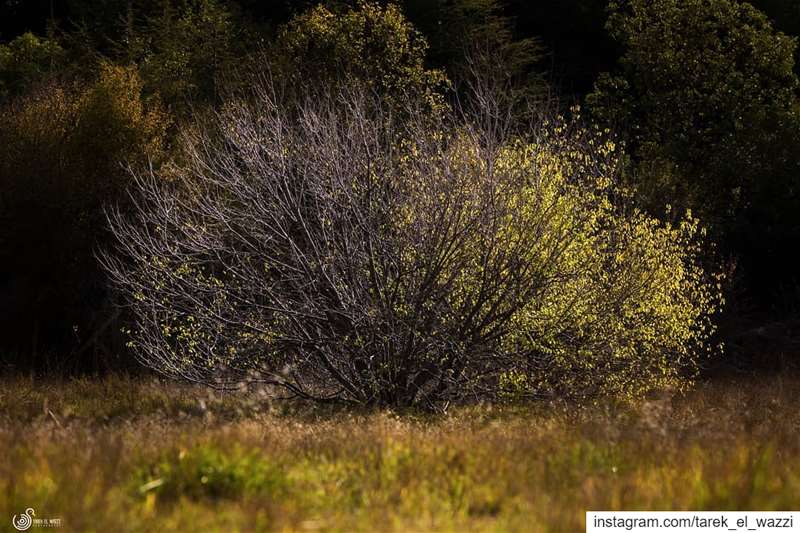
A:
[[1, 374, 799, 532]]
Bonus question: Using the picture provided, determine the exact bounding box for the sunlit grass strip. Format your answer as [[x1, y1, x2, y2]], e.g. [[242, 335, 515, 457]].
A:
[[1, 376, 799, 532]]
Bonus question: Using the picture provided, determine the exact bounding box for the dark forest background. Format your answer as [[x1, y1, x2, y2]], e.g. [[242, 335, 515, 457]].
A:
[[2, 0, 799, 374]]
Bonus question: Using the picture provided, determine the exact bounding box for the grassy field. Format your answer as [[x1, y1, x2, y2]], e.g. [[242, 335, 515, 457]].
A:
[[1, 375, 799, 532]]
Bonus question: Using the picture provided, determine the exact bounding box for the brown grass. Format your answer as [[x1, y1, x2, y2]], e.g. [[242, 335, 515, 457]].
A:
[[1, 374, 799, 532]]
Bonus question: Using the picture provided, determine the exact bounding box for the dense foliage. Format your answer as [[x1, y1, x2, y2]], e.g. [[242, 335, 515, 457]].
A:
[[1, 0, 797, 380], [588, 0, 800, 310], [588, 0, 798, 220], [0, 32, 66, 98], [0, 63, 168, 367], [278, 2, 443, 96]]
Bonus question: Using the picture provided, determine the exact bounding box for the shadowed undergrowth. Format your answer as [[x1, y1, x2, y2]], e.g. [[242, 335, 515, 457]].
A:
[[1, 375, 799, 532]]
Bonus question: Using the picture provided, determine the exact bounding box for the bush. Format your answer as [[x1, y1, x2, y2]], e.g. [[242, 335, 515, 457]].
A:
[[274, 1, 447, 109], [587, 0, 799, 228], [123, 0, 243, 110], [587, 0, 800, 312], [0, 32, 66, 99], [0, 63, 168, 368], [103, 78, 721, 408]]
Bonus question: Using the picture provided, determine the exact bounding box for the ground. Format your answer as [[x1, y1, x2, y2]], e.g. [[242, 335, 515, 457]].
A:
[[1, 375, 798, 532]]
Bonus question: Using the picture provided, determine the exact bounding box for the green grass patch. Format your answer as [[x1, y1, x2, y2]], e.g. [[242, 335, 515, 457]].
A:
[[133, 443, 287, 502]]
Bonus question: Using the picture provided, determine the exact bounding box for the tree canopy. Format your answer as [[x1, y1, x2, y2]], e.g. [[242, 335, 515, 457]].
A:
[[587, 0, 800, 309]]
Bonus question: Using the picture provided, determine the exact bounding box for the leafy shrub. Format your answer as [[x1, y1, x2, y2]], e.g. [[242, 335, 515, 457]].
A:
[[0, 63, 168, 366], [104, 77, 721, 407], [497, 132, 722, 399], [275, 1, 447, 108], [123, 0, 243, 109], [0, 32, 66, 99], [587, 0, 800, 311], [587, 0, 799, 228]]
